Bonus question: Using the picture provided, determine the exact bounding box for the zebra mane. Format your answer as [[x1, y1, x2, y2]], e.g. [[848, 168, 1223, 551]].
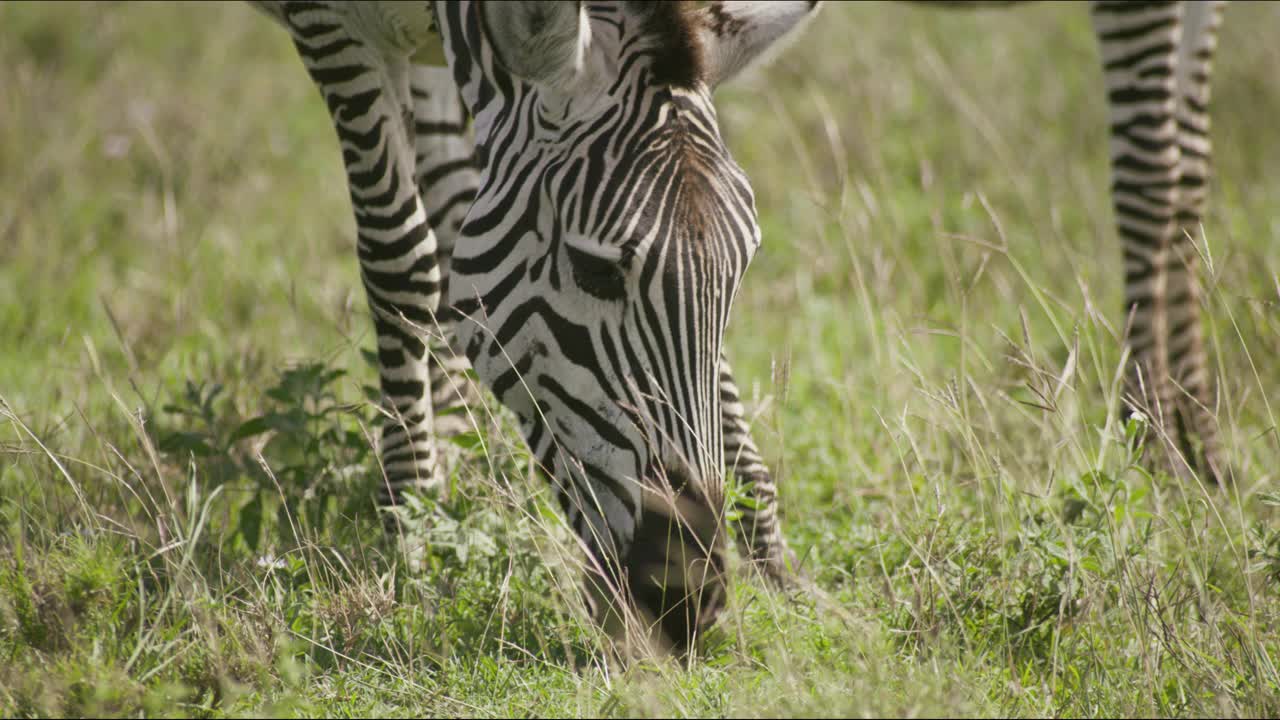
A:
[[620, 0, 705, 89]]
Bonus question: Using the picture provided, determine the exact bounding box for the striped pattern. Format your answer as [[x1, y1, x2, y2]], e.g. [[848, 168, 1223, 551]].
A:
[[254, 0, 818, 652], [1092, 0, 1227, 483]]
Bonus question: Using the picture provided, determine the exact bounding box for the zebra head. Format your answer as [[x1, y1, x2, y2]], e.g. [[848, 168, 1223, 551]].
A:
[[435, 0, 817, 649]]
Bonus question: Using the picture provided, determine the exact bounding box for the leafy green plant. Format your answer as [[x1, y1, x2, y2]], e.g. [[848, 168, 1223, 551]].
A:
[[155, 362, 380, 553]]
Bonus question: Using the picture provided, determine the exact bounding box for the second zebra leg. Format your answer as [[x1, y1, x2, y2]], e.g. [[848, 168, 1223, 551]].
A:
[[719, 354, 797, 584]]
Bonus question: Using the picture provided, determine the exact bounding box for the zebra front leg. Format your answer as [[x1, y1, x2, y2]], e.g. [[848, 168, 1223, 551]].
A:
[[719, 354, 797, 584], [290, 27, 444, 522], [1165, 0, 1229, 484]]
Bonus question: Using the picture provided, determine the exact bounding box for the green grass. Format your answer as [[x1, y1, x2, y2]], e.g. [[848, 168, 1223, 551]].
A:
[[3, 1, 1280, 716]]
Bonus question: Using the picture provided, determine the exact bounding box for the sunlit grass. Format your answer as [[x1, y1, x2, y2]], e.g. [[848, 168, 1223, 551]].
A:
[[2, 1, 1279, 716]]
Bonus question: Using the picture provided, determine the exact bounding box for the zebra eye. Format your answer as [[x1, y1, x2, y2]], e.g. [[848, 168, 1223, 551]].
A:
[[565, 242, 627, 301]]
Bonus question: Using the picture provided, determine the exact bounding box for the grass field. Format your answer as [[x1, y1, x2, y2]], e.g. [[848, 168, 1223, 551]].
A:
[[3, 1, 1280, 716]]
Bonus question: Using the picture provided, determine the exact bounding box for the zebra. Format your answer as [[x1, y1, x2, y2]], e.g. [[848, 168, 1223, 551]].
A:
[[251, 0, 819, 653], [909, 0, 1231, 481]]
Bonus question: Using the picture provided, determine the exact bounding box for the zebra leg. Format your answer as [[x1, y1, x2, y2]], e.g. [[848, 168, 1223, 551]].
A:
[[720, 354, 797, 583], [409, 64, 484, 456], [1166, 0, 1229, 484], [288, 21, 444, 520], [1093, 1, 1185, 474]]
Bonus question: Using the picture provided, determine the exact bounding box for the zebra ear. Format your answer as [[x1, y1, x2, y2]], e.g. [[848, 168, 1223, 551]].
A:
[[695, 1, 821, 89], [479, 1, 591, 89]]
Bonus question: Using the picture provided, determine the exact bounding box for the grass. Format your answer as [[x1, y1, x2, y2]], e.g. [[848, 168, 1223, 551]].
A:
[[3, 1, 1280, 716]]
